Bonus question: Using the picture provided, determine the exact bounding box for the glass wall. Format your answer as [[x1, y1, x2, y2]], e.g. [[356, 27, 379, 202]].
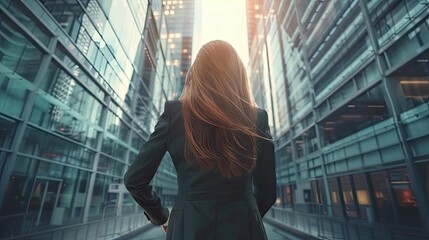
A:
[[370, 168, 421, 226], [266, 16, 288, 137], [1, 156, 92, 235], [322, 169, 420, 224], [250, 0, 429, 235], [0, 0, 194, 238]]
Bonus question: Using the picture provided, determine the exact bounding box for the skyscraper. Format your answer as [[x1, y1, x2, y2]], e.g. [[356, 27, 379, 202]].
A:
[[247, 0, 429, 238], [0, 0, 194, 238], [162, 0, 194, 98]]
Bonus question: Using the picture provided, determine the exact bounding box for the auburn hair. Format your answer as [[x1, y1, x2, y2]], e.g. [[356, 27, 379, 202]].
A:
[[179, 40, 261, 178]]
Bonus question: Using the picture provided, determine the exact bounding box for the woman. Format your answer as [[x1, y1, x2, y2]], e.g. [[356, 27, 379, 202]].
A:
[[124, 40, 276, 240]]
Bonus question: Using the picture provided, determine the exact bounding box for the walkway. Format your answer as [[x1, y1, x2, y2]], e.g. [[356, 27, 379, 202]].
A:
[[127, 221, 303, 240]]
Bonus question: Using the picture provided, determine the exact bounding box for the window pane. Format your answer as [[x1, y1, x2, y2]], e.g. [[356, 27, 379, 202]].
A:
[[328, 177, 343, 217], [89, 174, 119, 219], [0, 18, 43, 83], [389, 168, 420, 225], [371, 171, 395, 224], [341, 176, 357, 218], [0, 116, 16, 149], [0, 156, 92, 235], [5, 0, 51, 46], [321, 83, 390, 144], [353, 173, 371, 220]]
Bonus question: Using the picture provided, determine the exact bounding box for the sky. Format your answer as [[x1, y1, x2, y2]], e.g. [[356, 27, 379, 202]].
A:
[[192, 0, 249, 66]]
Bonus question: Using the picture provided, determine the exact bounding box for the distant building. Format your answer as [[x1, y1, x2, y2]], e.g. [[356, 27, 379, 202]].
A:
[[162, 0, 194, 98], [247, 0, 429, 238]]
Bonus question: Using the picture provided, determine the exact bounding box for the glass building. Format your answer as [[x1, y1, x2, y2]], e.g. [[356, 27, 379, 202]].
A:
[[247, 0, 429, 239], [0, 0, 193, 239], [162, 0, 194, 97]]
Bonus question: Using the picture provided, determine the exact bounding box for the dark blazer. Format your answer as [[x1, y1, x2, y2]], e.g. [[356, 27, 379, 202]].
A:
[[124, 100, 276, 240]]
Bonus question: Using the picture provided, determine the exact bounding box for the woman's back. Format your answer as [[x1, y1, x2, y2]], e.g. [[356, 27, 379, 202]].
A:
[[171, 100, 275, 239], [124, 40, 276, 240]]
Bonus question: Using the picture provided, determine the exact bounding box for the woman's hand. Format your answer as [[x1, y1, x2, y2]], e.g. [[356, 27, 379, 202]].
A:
[[161, 224, 168, 234]]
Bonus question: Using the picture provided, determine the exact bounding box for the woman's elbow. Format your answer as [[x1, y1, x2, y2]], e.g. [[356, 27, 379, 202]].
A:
[[123, 171, 150, 194], [269, 191, 276, 207], [123, 171, 134, 191]]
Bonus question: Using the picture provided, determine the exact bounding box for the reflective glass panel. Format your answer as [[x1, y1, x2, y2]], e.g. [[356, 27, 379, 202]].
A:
[[5, 0, 51, 46], [353, 173, 370, 220], [98, 155, 124, 177], [40, 0, 84, 41], [0, 115, 15, 149], [328, 177, 343, 217], [371, 171, 395, 224], [0, 18, 43, 83], [0, 156, 91, 236], [88, 174, 119, 219], [389, 168, 420, 225], [341, 176, 357, 218]]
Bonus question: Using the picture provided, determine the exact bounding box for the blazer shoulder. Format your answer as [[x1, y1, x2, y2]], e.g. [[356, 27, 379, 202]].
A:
[[256, 107, 267, 115], [165, 100, 182, 117], [256, 108, 268, 124], [165, 100, 182, 108], [255, 108, 271, 138]]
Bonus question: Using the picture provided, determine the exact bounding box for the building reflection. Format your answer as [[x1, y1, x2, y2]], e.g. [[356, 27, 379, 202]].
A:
[[0, 0, 193, 238]]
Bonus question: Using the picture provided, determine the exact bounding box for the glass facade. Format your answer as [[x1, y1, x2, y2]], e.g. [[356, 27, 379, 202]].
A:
[[247, 0, 429, 238], [0, 0, 194, 238]]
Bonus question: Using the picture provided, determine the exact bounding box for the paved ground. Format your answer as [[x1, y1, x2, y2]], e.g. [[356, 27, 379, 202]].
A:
[[129, 221, 302, 240]]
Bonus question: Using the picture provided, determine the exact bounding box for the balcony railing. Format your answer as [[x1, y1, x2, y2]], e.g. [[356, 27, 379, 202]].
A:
[[267, 206, 429, 240], [0, 205, 149, 240]]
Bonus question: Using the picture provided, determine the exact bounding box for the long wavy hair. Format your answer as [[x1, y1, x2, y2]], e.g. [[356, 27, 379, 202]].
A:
[[179, 40, 260, 178]]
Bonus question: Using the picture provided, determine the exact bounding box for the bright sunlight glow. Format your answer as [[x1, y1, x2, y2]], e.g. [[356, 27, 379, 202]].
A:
[[192, 0, 249, 66]]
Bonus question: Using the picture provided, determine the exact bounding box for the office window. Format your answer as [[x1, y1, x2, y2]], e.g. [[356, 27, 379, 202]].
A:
[[341, 176, 357, 218], [389, 168, 420, 225], [98, 155, 124, 177], [0, 156, 92, 234], [311, 181, 319, 203], [131, 130, 145, 151], [106, 110, 130, 140], [371, 171, 395, 224], [317, 180, 326, 205], [276, 146, 287, 166], [295, 136, 304, 159], [304, 127, 318, 154], [40, 0, 84, 41], [30, 95, 99, 148], [89, 174, 119, 219], [311, 179, 327, 214], [371, 0, 427, 47], [5, 0, 51, 46], [321, 83, 390, 145], [399, 78, 429, 110], [53, 46, 106, 100], [285, 143, 293, 163], [353, 173, 370, 220], [284, 185, 294, 208], [0, 17, 43, 84], [101, 137, 128, 160], [328, 177, 343, 217], [384, 17, 429, 70], [0, 116, 15, 149]]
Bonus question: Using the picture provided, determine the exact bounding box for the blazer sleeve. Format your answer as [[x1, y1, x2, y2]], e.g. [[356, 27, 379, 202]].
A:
[[253, 109, 276, 218], [123, 101, 170, 225]]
